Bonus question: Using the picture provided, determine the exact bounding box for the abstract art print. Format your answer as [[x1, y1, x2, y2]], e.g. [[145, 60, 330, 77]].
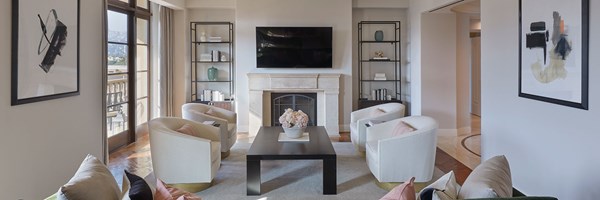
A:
[[519, 0, 589, 109], [11, 0, 80, 105]]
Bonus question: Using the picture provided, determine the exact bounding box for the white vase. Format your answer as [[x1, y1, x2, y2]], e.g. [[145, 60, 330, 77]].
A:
[[283, 126, 305, 139]]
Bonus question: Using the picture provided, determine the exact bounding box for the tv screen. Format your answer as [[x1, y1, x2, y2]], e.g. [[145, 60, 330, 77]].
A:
[[256, 27, 332, 68]]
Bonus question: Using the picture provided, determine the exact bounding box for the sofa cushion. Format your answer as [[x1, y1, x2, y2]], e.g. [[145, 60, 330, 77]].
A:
[[124, 171, 153, 200], [459, 155, 512, 199], [380, 177, 416, 200], [57, 154, 121, 200], [419, 171, 460, 200], [154, 179, 201, 200]]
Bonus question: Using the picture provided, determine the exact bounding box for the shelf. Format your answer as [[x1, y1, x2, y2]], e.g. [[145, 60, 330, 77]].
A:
[[361, 80, 401, 82], [192, 100, 234, 103], [193, 61, 231, 63], [193, 41, 231, 44], [360, 41, 399, 43], [361, 60, 400, 62], [193, 80, 232, 83]]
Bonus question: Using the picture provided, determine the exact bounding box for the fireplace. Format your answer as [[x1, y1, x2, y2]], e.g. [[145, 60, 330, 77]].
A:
[[271, 93, 317, 126], [247, 73, 341, 136]]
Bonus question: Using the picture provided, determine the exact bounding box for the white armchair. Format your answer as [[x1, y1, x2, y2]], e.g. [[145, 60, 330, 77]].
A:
[[350, 103, 405, 152], [182, 103, 237, 158], [148, 117, 221, 192], [365, 116, 438, 183]]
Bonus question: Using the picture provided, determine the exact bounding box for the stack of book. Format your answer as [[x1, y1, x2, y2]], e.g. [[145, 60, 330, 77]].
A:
[[208, 37, 222, 42], [374, 73, 387, 81], [371, 89, 388, 100], [201, 90, 225, 101]]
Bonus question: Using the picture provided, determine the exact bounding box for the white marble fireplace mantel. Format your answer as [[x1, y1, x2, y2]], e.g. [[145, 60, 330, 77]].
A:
[[247, 73, 341, 136]]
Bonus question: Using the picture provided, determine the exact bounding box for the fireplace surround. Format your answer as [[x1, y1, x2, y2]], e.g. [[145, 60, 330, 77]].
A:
[[247, 73, 341, 136]]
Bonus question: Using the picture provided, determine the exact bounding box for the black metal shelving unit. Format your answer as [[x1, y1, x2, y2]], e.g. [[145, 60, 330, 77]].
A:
[[357, 21, 402, 109], [190, 22, 235, 110]]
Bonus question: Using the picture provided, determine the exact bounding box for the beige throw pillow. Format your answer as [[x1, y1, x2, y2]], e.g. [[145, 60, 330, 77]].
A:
[[458, 155, 512, 199], [57, 154, 121, 200]]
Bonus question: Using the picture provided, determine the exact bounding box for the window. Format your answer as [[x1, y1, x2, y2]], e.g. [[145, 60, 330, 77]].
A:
[[106, 0, 151, 152]]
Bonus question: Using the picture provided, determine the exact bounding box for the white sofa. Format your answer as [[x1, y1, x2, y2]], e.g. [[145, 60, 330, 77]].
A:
[[148, 117, 221, 189], [182, 103, 237, 157], [350, 102, 405, 152], [365, 115, 438, 183]]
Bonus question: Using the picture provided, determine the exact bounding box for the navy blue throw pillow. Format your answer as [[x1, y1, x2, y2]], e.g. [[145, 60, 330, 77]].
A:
[[419, 187, 436, 200], [124, 170, 153, 200]]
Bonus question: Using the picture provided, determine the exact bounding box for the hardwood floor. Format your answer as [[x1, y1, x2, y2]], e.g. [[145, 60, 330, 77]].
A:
[[108, 131, 473, 186]]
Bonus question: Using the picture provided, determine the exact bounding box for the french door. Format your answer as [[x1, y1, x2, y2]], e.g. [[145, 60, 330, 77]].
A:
[[106, 0, 151, 152]]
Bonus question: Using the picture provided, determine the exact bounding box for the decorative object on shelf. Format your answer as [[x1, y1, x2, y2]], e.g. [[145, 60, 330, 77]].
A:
[[200, 32, 207, 42], [200, 53, 212, 61], [279, 108, 309, 139], [371, 89, 388, 100], [201, 89, 225, 101], [220, 54, 227, 62], [208, 36, 222, 42], [11, 0, 81, 105], [371, 51, 389, 61], [374, 30, 384, 41], [211, 50, 220, 62], [374, 73, 387, 80], [207, 66, 218, 81], [519, 0, 589, 109]]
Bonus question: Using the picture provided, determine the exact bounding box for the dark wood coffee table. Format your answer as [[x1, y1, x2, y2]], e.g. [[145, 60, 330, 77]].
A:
[[246, 126, 337, 195]]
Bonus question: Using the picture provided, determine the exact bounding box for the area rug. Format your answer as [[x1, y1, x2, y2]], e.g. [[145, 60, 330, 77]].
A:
[[146, 141, 443, 200]]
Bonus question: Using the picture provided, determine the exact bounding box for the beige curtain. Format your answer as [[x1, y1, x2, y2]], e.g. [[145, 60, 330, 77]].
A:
[[159, 6, 174, 117]]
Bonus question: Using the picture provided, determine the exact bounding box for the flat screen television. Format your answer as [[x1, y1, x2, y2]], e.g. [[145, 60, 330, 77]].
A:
[[256, 27, 332, 68]]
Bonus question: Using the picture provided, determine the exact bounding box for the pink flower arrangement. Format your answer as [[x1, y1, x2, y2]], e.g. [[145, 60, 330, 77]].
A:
[[278, 108, 309, 128]]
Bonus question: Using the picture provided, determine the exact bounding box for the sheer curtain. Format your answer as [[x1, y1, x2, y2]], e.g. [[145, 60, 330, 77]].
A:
[[154, 4, 174, 117]]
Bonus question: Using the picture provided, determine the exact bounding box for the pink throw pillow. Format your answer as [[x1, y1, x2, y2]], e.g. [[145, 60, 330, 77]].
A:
[[205, 108, 219, 118], [391, 120, 416, 137], [155, 179, 202, 200], [370, 108, 387, 117], [175, 124, 201, 138], [380, 177, 416, 200]]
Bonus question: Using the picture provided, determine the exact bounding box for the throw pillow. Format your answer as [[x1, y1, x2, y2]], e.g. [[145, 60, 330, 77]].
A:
[[175, 124, 201, 138], [418, 171, 460, 200], [458, 155, 512, 199], [154, 179, 202, 200], [205, 108, 221, 119], [124, 170, 153, 200], [380, 177, 416, 200], [391, 120, 416, 137], [370, 108, 387, 117], [57, 154, 121, 200]]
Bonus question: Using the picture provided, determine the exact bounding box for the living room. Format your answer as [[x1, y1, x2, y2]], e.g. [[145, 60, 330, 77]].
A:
[[0, 0, 598, 199]]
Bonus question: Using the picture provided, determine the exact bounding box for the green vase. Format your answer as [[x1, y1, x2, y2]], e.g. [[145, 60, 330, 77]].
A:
[[207, 67, 218, 81]]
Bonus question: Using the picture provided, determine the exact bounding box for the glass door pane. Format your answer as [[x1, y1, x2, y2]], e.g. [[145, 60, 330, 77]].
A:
[[107, 10, 130, 137], [135, 17, 149, 126]]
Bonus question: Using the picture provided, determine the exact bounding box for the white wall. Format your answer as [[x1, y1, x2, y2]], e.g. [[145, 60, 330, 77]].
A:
[[234, 0, 353, 133], [420, 13, 457, 130], [0, 0, 104, 199], [481, 0, 600, 199], [456, 12, 474, 132]]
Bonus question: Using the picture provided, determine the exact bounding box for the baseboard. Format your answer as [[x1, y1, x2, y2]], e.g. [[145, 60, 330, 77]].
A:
[[339, 124, 350, 132], [457, 126, 471, 134]]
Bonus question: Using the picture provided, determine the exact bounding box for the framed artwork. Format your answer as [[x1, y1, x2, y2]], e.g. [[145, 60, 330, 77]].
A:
[[11, 0, 80, 105], [519, 0, 589, 109]]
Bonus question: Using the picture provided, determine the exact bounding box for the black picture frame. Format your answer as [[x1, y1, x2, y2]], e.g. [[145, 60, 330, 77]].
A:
[[518, 0, 589, 110], [11, 0, 80, 105]]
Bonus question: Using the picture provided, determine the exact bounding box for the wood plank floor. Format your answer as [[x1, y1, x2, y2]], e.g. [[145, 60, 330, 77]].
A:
[[108, 132, 472, 186]]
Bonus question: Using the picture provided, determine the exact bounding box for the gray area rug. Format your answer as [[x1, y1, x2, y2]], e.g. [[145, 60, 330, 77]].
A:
[[152, 142, 440, 200]]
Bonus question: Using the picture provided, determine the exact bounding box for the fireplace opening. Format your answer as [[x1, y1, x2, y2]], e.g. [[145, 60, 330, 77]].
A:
[[271, 93, 317, 126]]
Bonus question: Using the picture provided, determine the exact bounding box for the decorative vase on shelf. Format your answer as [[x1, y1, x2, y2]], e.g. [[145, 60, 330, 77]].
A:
[[374, 30, 384, 41], [207, 66, 218, 81], [200, 32, 207, 42], [283, 126, 305, 139]]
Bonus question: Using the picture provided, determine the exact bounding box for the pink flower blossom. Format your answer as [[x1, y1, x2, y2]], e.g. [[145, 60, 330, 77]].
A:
[[278, 108, 309, 128]]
